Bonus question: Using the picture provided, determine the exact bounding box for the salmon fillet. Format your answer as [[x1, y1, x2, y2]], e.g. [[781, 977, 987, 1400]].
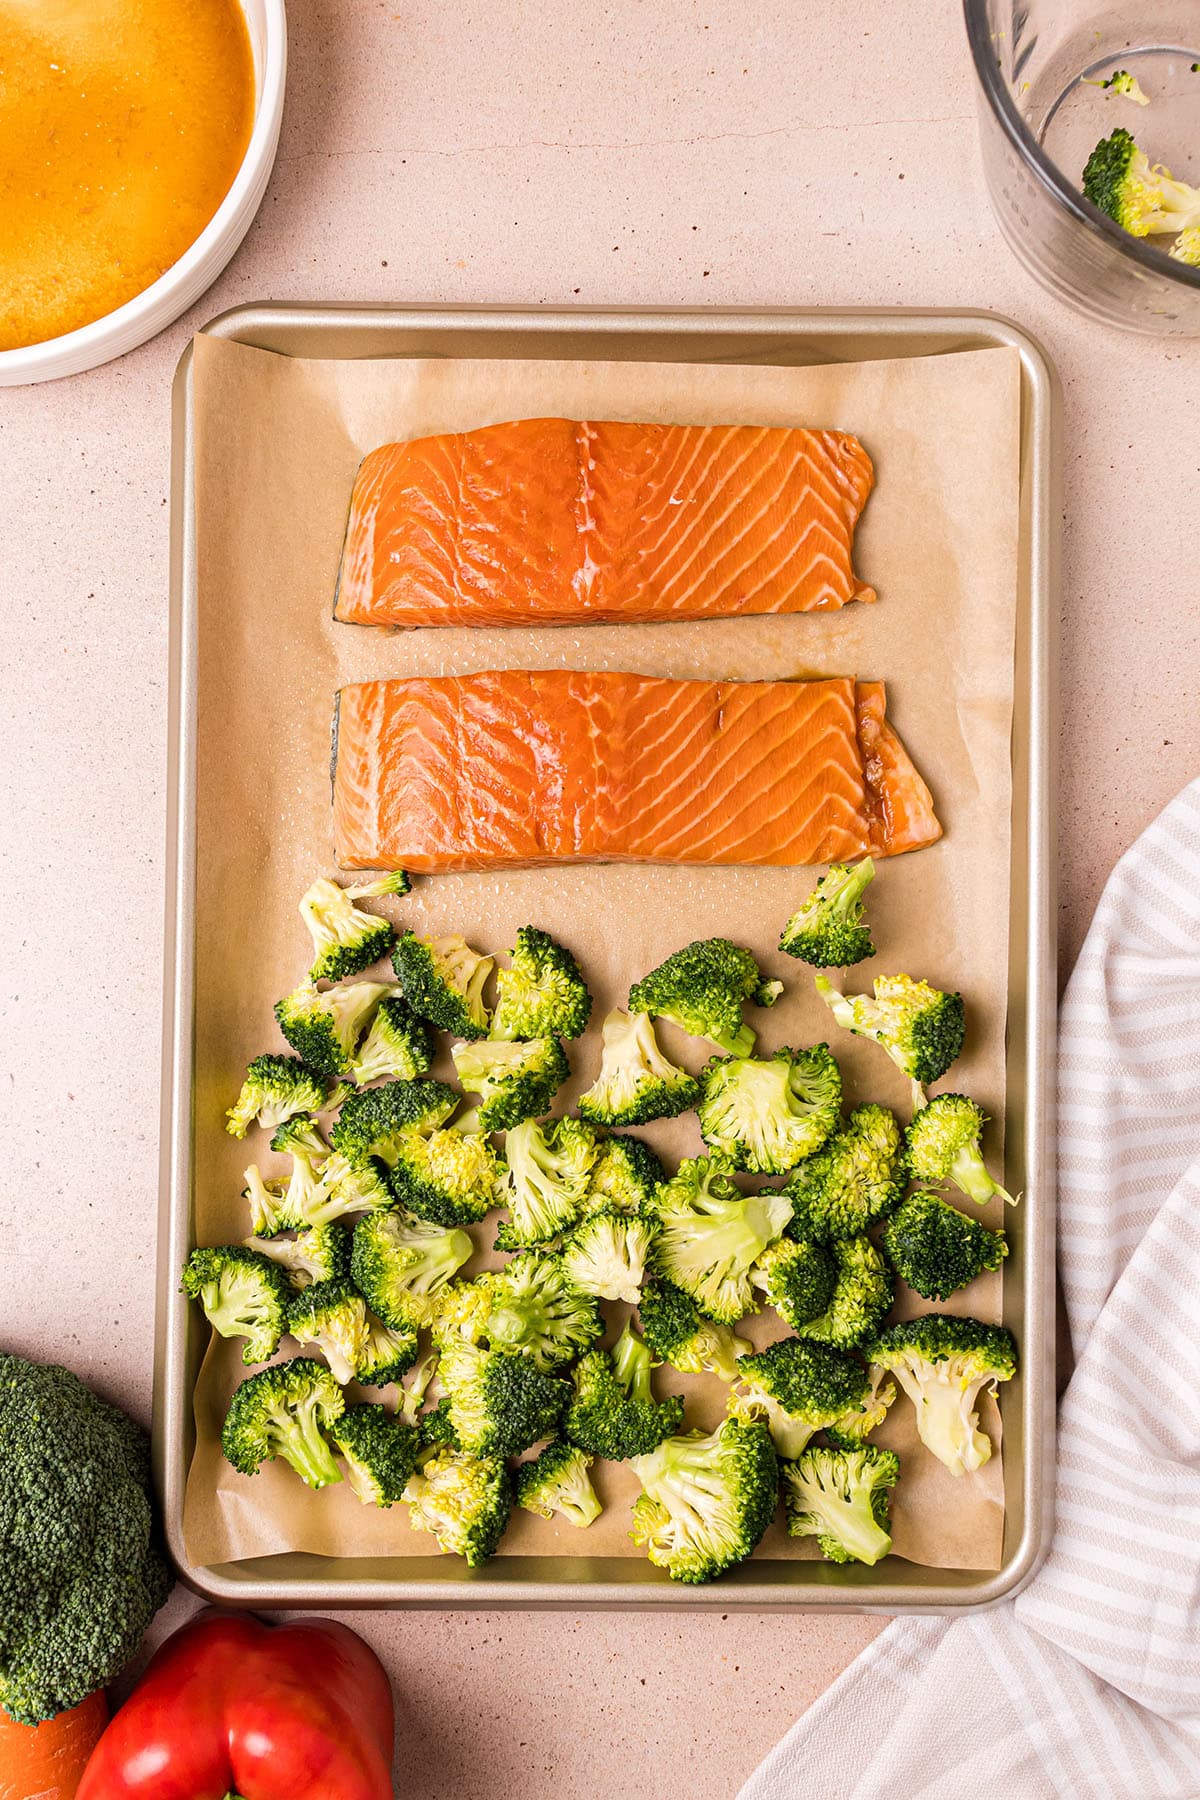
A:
[[332, 670, 940, 873], [334, 418, 876, 628]]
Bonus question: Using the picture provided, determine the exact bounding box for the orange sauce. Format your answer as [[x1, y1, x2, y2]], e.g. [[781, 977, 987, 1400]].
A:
[[0, 0, 255, 350]]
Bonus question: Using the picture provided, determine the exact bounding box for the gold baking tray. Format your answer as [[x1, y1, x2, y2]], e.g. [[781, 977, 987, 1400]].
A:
[[156, 304, 1058, 1609]]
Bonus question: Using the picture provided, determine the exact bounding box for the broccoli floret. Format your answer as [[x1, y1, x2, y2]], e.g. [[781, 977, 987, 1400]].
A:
[[628, 937, 777, 1056], [629, 1417, 778, 1584], [299, 877, 397, 982], [351, 1210, 475, 1329], [906, 1094, 1015, 1207], [751, 1237, 837, 1331], [320, 1151, 395, 1217], [785, 1103, 906, 1242], [824, 1363, 899, 1449], [356, 1313, 420, 1387], [1171, 226, 1200, 264], [225, 1053, 336, 1138], [483, 1252, 602, 1370], [452, 1037, 569, 1131], [403, 1447, 512, 1566], [417, 1395, 461, 1451], [491, 926, 592, 1041], [868, 1314, 1017, 1476], [396, 1349, 440, 1426], [285, 1278, 368, 1385], [494, 1115, 596, 1248], [561, 1208, 659, 1304], [795, 1235, 893, 1350], [698, 1045, 842, 1175], [1084, 127, 1200, 236], [221, 1356, 344, 1488], [429, 1277, 498, 1348], [565, 1323, 685, 1460], [330, 1077, 459, 1165], [348, 994, 436, 1085], [515, 1440, 602, 1529], [243, 1118, 389, 1237], [274, 979, 393, 1077], [242, 1222, 353, 1288], [387, 1127, 500, 1227], [782, 1442, 899, 1565], [883, 1190, 1008, 1300], [330, 1403, 422, 1506], [392, 931, 494, 1038], [637, 1279, 753, 1381], [0, 1354, 173, 1724], [815, 972, 965, 1085], [729, 1336, 872, 1459], [438, 1338, 569, 1457], [654, 1155, 793, 1324], [585, 1132, 666, 1214], [347, 870, 412, 898], [1083, 68, 1150, 104], [577, 1009, 701, 1128], [180, 1245, 291, 1365], [779, 860, 877, 968]]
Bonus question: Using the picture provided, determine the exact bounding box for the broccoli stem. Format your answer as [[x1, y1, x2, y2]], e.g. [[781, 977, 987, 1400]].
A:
[[951, 1142, 1015, 1207], [611, 1324, 654, 1403], [281, 1401, 342, 1487]]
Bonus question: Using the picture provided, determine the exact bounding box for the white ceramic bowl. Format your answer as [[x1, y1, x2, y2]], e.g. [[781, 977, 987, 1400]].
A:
[[0, 0, 286, 387]]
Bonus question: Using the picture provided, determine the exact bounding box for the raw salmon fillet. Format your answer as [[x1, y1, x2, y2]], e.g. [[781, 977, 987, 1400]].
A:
[[332, 670, 940, 873], [334, 418, 876, 628]]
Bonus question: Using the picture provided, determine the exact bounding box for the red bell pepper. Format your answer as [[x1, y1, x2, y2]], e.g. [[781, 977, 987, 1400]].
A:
[[76, 1612, 394, 1800]]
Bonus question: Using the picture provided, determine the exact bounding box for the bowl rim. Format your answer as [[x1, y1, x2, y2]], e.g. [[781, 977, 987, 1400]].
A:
[[0, 0, 287, 378], [962, 0, 1200, 294]]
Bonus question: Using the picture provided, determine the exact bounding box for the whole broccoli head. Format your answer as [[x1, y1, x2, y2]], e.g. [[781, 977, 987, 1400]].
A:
[[794, 1234, 893, 1351], [868, 1314, 1017, 1477], [698, 1044, 842, 1175], [0, 1355, 173, 1725], [221, 1356, 345, 1488], [494, 1116, 596, 1249], [403, 1447, 512, 1566], [882, 1190, 1008, 1300], [391, 931, 494, 1038], [785, 1103, 906, 1242], [225, 1053, 337, 1138], [577, 1009, 701, 1128], [585, 1132, 666, 1214], [628, 937, 777, 1056], [653, 1155, 793, 1324], [729, 1336, 871, 1459], [491, 926, 592, 1041], [779, 859, 877, 968], [274, 979, 393, 1076], [330, 1077, 459, 1167], [637, 1279, 753, 1382], [629, 1417, 778, 1584], [906, 1094, 1015, 1207], [299, 876, 397, 983], [565, 1324, 685, 1460], [387, 1126, 500, 1227], [814, 972, 965, 1086], [1083, 127, 1200, 236], [330, 1403, 422, 1506], [561, 1208, 659, 1304], [782, 1442, 900, 1565], [351, 1210, 475, 1329], [452, 1036, 570, 1132], [180, 1244, 292, 1364], [285, 1278, 369, 1385], [438, 1338, 569, 1458], [348, 994, 436, 1085], [515, 1440, 602, 1529], [751, 1237, 838, 1332]]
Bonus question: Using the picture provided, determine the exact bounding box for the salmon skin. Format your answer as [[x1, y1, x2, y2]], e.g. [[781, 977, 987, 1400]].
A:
[[334, 418, 876, 628], [332, 670, 940, 873]]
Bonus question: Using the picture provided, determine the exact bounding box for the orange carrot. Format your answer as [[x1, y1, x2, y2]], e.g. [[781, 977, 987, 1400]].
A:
[[0, 1692, 108, 1800]]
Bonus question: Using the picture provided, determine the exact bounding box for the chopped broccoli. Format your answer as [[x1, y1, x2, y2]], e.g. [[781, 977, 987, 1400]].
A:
[[396, 1349, 440, 1427], [795, 1234, 893, 1350], [351, 1210, 475, 1329], [242, 1223, 352, 1288], [299, 877, 397, 982], [348, 994, 436, 1085], [653, 1155, 793, 1324], [814, 972, 965, 1086], [241, 1165, 290, 1237], [868, 1314, 1017, 1476], [565, 1323, 685, 1460], [751, 1237, 837, 1331], [357, 1313, 420, 1387], [392, 931, 494, 1038], [494, 1115, 596, 1248], [825, 1362, 898, 1449], [387, 1127, 500, 1227], [1172, 226, 1200, 264], [576, 1009, 701, 1128], [729, 1336, 872, 1459], [330, 1403, 421, 1505], [180, 1245, 291, 1365], [346, 870, 411, 898], [782, 1442, 899, 1565], [491, 926, 592, 1040], [883, 1190, 1008, 1299], [330, 1077, 459, 1165], [561, 1208, 659, 1304], [438, 1337, 569, 1457], [906, 1094, 1015, 1207], [403, 1447, 512, 1566], [244, 1117, 389, 1236], [285, 1278, 369, 1385], [779, 860, 877, 968], [274, 979, 393, 1077], [429, 1278, 497, 1348], [698, 1044, 842, 1174], [585, 1132, 666, 1214], [628, 937, 777, 1056], [637, 1279, 753, 1381], [225, 1053, 336, 1138], [418, 1395, 460, 1451], [483, 1252, 602, 1370], [320, 1150, 395, 1217], [221, 1357, 345, 1488], [629, 1417, 778, 1584], [785, 1103, 906, 1242], [1083, 68, 1150, 104], [515, 1440, 602, 1529], [1083, 127, 1200, 235], [452, 1036, 569, 1131]]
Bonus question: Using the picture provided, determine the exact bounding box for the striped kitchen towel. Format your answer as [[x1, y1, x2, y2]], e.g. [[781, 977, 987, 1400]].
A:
[[740, 780, 1200, 1800]]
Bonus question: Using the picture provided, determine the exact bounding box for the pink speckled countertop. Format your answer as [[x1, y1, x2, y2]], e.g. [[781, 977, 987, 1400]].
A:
[[3, 1, 1199, 1794]]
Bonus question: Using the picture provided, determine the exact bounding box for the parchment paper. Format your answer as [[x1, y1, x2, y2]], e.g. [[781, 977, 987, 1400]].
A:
[[183, 337, 1020, 1573]]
